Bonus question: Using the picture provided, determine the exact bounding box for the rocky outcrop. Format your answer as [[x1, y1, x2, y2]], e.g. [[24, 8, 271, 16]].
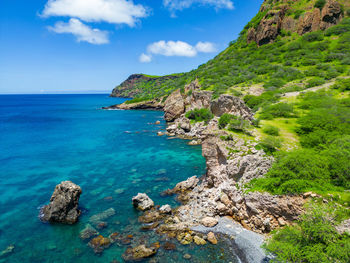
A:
[[40, 181, 82, 224], [132, 193, 154, 211], [210, 94, 253, 121], [248, 0, 344, 45], [164, 89, 185, 122], [102, 99, 163, 111], [122, 244, 159, 262]]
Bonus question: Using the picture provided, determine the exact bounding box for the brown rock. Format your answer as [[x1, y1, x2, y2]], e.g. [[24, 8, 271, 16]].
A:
[[201, 217, 218, 227], [122, 244, 158, 262], [88, 235, 111, 254], [193, 235, 207, 245], [207, 232, 218, 245], [320, 0, 343, 29], [297, 8, 321, 34], [162, 242, 176, 250], [164, 89, 185, 122]]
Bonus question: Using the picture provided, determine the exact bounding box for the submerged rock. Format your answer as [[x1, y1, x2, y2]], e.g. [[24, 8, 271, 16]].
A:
[[88, 235, 111, 254], [79, 224, 99, 240], [89, 208, 116, 224], [0, 244, 14, 259], [122, 244, 158, 262], [40, 181, 82, 224], [132, 193, 154, 211]]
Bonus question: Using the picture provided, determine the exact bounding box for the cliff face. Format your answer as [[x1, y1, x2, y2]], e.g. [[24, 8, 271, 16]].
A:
[[247, 0, 345, 46]]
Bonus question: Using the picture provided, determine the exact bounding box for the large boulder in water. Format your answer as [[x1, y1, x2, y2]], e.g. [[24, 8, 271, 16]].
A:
[[164, 89, 185, 122], [40, 181, 82, 224]]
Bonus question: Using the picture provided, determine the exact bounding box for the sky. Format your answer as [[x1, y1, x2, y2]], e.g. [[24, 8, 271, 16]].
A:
[[0, 0, 263, 94]]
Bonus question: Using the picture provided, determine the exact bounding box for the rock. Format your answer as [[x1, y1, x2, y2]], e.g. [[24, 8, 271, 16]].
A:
[[278, 217, 286, 226], [122, 244, 158, 262], [173, 176, 199, 192], [207, 232, 218, 245], [201, 217, 218, 227], [336, 219, 350, 235], [157, 131, 164, 136], [88, 235, 111, 254], [0, 244, 14, 258], [297, 8, 321, 35], [89, 208, 116, 223], [188, 139, 201, 145], [155, 120, 161, 125], [138, 210, 163, 223], [183, 253, 192, 260], [103, 99, 163, 110], [97, 222, 108, 230], [132, 193, 154, 211], [179, 117, 191, 132], [159, 204, 172, 214], [162, 242, 176, 250], [40, 181, 82, 224], [189, 90, 213, 110], [177, 232, 193, 245], [210, 94, 253, 121], [193, 235, 207, 245], [79, 224, 99, 240], [320, 1, 343, 29], [164, 89, 185, 122], [114, 188, 125, 194]]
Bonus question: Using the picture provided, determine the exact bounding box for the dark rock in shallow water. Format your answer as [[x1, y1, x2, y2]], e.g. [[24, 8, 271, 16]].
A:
[[122, 244, 159, 262], [88, 235, 111, 254], [79, 224, 99, 240], [132, 193, 154, 211], [40, 181, 82, 224]]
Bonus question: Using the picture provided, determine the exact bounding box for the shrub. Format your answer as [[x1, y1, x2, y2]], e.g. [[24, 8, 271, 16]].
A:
[[219, 113, 233, 129], [306, 77, 326, 88], [260, 103, 294, 119], [263, 79, 286, 89], [302, 31, 324, 42], [263, 125, 280, 136], [185, 108, 213, 123], [331, 78, 350, 91], [263, 204, 350, 263], [258, 136, 282, 154], [314, 0, 326, 10]]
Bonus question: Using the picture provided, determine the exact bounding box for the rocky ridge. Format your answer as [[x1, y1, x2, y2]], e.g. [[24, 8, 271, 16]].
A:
[[247, 0, 344, 46]]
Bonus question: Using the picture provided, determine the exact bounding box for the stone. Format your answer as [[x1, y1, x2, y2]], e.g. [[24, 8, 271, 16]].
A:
[[0, 244, 14, 258], [97, 222, 108, 230], [320, 1, 343, 29], [188, 139, 201, 146], [79, 224, 99, 240], [163, 242, 176, 250], [183, 253, 192, 260], [40, 181, 82, 224], [336, 219, 350, 235], [132, 193, 154, 211], [89, 208, 116, 224], [138, 210, 163, 223], [155, 120, 161, 125], [159, 204, 172, 214], [278, 217, 286, 226], [88, 235, 111, 254], [122, 244, 158, 262], [210, 94, 253, 121], [173, 176, 199, 192], [164, 89, 185, 122], [114, 188, 125, 194], [193, 235, 207, 245], [207, 232, 218, 245], [201, 217, 218, 227], [157, 131, 164, 136], [179, 117, 191, 132]]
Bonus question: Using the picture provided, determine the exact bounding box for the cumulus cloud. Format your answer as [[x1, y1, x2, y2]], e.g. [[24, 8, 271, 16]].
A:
[[141, 40, 216, 62], [139, 53, 152, 63], [48, 18, 109, 44], [195, 41, 216, 53], [163, 0, 234, 14], [42, 0, 148, 27]]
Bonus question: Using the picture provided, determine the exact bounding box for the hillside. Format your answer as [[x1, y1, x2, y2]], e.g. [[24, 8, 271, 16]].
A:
[[111, 0, 350, 102]]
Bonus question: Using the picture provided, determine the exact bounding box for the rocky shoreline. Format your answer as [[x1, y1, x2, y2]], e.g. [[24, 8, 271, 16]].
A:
[[100, 80, 312, 261]]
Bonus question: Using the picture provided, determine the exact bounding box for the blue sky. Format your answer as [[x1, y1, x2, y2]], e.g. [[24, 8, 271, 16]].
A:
[[0, 0, 262, 94]]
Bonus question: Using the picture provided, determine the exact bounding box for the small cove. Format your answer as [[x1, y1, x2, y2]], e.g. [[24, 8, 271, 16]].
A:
[[0, 94, 240, 263]]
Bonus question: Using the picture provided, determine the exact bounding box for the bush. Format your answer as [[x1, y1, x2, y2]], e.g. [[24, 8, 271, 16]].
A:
[[314, 0, 326, 10], [258, 136, 282, 154], [263, 204, 350, 263], [228, 116, 251, 133], [260, 103, 295, 119], [331, 78, 350, 91], [302, 31, 324, 42], [185, 108, 213, 123], [218, 113, 233, 129], [263, 125, 280, 136], [306, 77, 326, 88], [263, 79, 286, 89]]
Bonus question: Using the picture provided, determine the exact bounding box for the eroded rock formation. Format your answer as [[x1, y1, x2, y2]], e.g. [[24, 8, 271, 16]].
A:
[[40, 181, 82, 224]]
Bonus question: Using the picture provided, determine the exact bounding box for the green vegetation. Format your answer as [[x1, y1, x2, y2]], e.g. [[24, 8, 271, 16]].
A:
[[264, 203, 350, 263], [314, 0, 326, 10], [256, 136, 282, 154], [259, 103, 295, 119], [185, 108, 213, 123], [218, 113, 251, 133], [262, 125, 280, 136]]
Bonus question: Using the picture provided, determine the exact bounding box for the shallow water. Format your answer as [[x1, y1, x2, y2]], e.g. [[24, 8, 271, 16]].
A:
[[0, 94, 239, 262]]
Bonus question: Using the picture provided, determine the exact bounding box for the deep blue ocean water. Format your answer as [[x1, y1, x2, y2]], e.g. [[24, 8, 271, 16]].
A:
[[0, 94, 238, 262]]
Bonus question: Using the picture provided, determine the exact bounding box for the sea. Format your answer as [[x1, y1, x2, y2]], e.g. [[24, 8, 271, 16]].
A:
[[0, 94, 239, 262]]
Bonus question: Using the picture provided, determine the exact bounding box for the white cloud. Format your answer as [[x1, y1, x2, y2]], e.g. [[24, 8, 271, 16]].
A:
[[163, 0, 234, 13], [141, 40, 216, 62], [42, 0, 148, 27], [139, 53, 152, 63], [48, 18, 109, 44], [195, 41, 216, 53], [147, 40, 197, 57]]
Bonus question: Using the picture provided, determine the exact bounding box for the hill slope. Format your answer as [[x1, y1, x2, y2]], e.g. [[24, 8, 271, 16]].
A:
[[111, 0, 350, 102]]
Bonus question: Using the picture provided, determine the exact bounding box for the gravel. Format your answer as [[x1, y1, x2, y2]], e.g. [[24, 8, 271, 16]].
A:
[[192, 217, 271, 263]]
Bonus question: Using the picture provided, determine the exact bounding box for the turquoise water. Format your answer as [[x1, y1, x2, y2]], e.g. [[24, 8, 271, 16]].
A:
[[0, 94, 238, 262]]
